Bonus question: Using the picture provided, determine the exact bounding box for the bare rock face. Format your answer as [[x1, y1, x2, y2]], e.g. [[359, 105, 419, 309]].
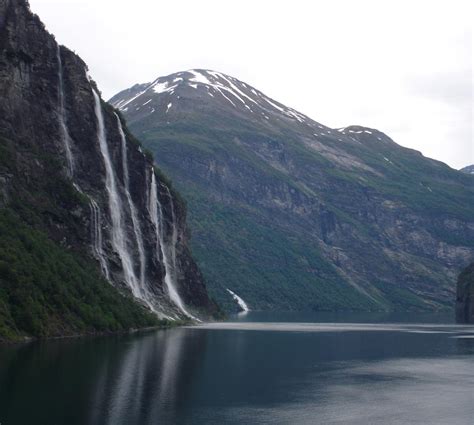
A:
[[456, 263, 474, 323], [111, 69, 474, 313], [0, 0, 218, 335]]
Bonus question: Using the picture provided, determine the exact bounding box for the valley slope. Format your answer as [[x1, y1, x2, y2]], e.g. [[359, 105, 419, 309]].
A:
[[111, 69, 474, 312]]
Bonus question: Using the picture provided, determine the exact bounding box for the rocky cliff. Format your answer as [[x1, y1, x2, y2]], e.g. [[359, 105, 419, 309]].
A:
[[456, 263, 474, 323], [111, 69, 474, 313], [0, 1, 216, 340]]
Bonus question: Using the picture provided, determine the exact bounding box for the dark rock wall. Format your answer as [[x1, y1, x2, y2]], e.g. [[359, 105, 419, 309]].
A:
[[456, 263, 474, 323], [0, 0, 216, 320]]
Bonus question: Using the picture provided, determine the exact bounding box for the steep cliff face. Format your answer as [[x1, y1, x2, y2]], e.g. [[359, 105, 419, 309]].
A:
[[456, 263, 474, 323], [111, 69, 474, 313], [0, 1, 216, 340]]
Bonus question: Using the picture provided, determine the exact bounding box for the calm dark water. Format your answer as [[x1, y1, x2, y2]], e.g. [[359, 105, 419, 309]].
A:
[[1, 312, 474, 425]]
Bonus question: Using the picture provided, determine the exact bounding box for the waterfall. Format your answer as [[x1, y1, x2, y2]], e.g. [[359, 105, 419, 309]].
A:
[[115, 113, 147, 295], [165, 186, 179, 275], [56, 43, 74, 176], [226, 289, 250, 312], [91, 89, 142, 299], [149, 171, 198, 320], [89, 199, 110, 280]]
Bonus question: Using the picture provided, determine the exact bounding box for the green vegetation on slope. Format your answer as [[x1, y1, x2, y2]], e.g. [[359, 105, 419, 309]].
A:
[[0, 209, 159, 342], [116, 76, 473, 313], [128, 113, 472, 313], [1, 131, 168, 342], [184, 191, 380, 312]]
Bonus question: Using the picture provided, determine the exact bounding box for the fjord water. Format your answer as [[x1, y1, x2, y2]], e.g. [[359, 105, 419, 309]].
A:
[[1, 313, 474, 425]]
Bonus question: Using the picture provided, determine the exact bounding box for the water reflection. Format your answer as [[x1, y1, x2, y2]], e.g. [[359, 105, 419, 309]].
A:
[[0, 329, 207, 425], [89, 329, 207, 425], [1, 314, 474, 425]]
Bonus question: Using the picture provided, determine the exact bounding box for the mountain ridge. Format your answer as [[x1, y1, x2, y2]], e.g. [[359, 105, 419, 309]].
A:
[[112, 68, 474, 313]]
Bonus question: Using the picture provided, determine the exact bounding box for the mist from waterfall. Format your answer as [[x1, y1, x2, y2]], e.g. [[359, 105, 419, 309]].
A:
[[56, 43, 74, 177]]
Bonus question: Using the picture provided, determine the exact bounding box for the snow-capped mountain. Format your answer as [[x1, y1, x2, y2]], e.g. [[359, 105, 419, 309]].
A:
[[111, 69, 383, 142], [111, 69, 474, 313], [113, 69, 319, 124]]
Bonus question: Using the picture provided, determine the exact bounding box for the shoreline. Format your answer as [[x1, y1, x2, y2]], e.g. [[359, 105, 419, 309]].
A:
[[0, 320, 193, 346]]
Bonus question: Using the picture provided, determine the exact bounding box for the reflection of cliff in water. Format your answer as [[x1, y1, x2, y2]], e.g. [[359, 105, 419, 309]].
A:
[[0, 329, 207, 425], [88, 329, 207, 425]]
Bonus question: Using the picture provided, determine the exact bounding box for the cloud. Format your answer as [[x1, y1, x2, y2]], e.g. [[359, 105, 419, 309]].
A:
[[405, 70, 473, 108]]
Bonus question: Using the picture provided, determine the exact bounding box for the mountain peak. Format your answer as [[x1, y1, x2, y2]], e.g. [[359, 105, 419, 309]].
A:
[[110, 68, 279, 115], [460, 164, 474, 175], [110, 70, 397, 149], [110, 69, 340, 135], [113, 69, 474, 313]]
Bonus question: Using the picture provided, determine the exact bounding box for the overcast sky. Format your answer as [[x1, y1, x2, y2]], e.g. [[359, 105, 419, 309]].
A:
[[29, 0, 473, 169]]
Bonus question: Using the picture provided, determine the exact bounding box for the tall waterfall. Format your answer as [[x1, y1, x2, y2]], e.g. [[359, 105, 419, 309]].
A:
[[89, 199, 110, 279], [92, 89, 142, 300], [115, 114, 147, 294], [149, 171, 198, 320], [56, 43, 74, 176], [165, 186, 179, 274]]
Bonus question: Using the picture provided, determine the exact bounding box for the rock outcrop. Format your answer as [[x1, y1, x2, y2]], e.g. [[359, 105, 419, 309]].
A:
[[0, 1, 217, 340], [456, 263, 474, 323]]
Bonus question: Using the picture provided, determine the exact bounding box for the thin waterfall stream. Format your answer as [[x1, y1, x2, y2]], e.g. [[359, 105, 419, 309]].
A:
[[89, 198, 110, 279], [56, 43, 74, 176], [115, 114, 151, 307], [92, 89, 142, 300], [149, 171, 198, 320]]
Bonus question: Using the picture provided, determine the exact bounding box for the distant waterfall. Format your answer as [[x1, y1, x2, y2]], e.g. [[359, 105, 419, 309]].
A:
[[89, 199, 110, 280], [149, 171, 198, 320], [56, 43, 74, 176], [115, 114, 147, 294], [92, 89, 142, 299], [226, 289, 250, 312]]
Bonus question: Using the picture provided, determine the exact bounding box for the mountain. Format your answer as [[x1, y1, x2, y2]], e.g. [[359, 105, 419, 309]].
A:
[[460, 165, 474, 175], [0, 2, 217, 341], [456, 262, 474, 323], [111, 69, 474, 313]]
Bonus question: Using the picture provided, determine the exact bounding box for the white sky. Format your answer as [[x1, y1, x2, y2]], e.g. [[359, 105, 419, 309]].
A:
[[29, 0, 473, 169]]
